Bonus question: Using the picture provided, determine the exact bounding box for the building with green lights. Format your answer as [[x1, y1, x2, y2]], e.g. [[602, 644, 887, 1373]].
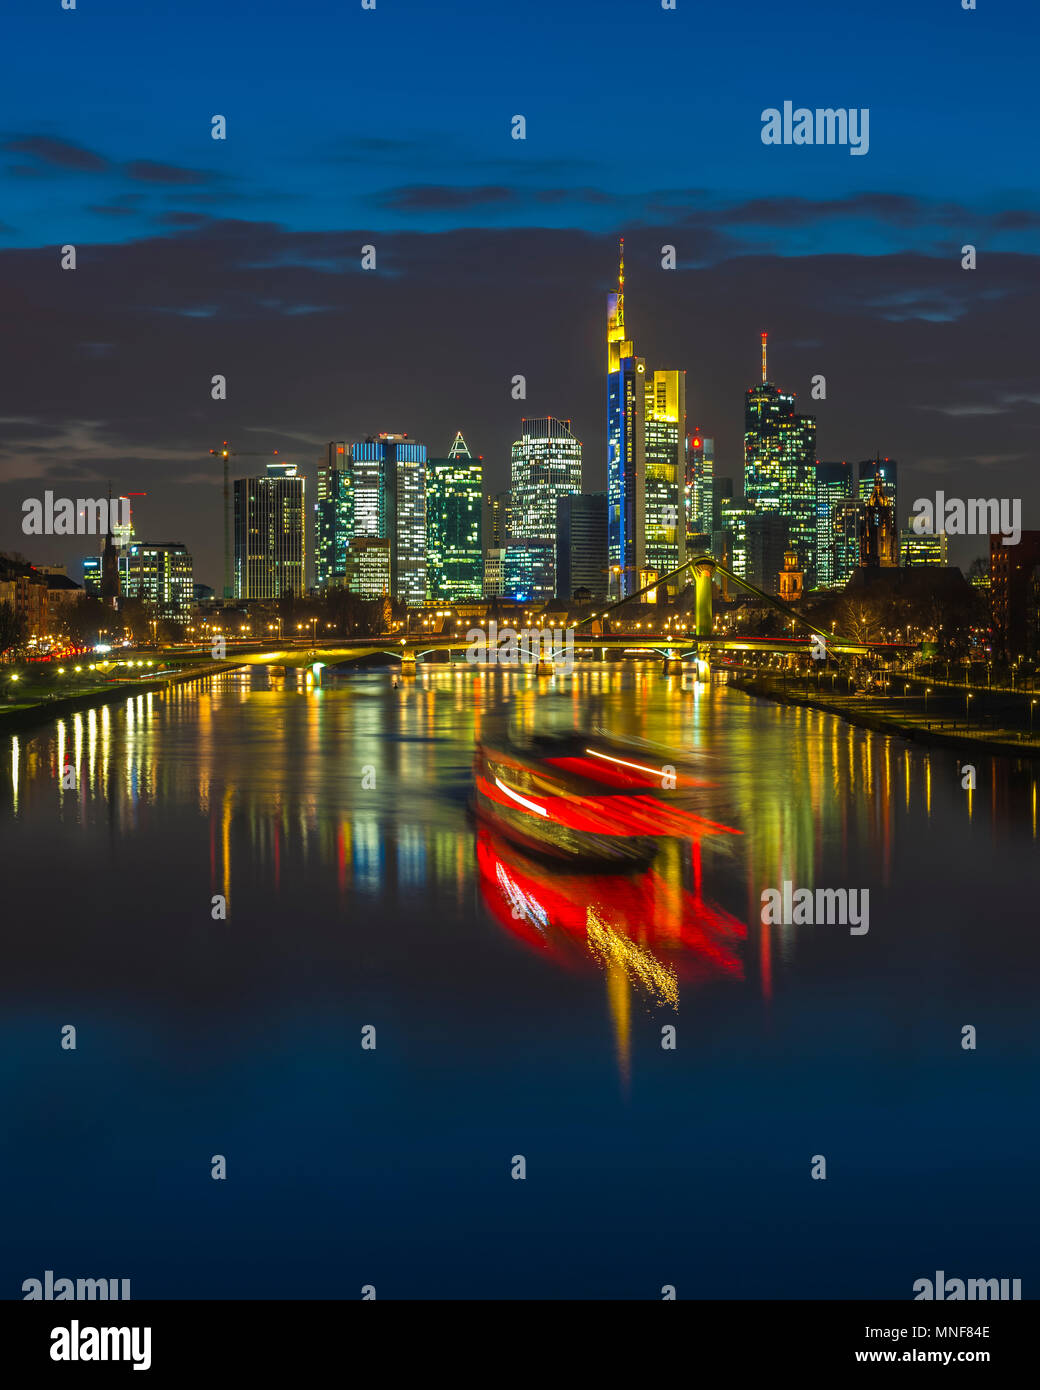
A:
[[425, 432, 483, 601], [744, 334, 817, 586], [315, 441, 353, 589]]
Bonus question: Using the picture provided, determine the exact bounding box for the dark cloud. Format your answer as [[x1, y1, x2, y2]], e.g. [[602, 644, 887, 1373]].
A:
[[124, 161, 215, 185], [87, 205, 138, 218], [0, 221, 1036, 584], [3, 135, 109, 172], [376, 184, 516, 211]]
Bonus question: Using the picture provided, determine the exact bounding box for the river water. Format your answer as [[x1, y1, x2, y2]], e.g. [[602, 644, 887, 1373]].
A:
[[2, 663, 1038, 1298]]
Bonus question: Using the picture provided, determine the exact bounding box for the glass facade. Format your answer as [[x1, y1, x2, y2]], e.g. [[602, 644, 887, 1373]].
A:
[[233, 462, 305, 600], [122, 542, 193, 618], [556, 492, 608, 600], [686, 431, 714, 543], [815, 460, 855, 588], [425, 434, 483, 601], [644, 369, 687, 590], [744, 365, 817, 586], [504, 540, 555, 603], [510, 416, 582, 595], [315, 441, 353, 589], [350, 434, 427, 606]]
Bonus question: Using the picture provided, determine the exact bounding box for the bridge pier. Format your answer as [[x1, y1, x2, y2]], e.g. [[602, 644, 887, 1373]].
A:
[[662, 651, 683, 675], [535, 658, 555, 676], [399, 653, 417, 678]]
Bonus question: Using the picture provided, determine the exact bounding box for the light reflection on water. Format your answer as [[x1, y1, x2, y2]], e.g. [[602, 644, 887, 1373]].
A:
[[3, 662, 1040, 1297]]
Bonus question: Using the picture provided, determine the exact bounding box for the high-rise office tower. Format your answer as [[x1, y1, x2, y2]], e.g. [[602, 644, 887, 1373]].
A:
[[344, 537, 391, 598], [686, 431, 714, 543], [607, 238, 646, 598], [510, 415, 582, 594], [829, 500, 862, 586], [744, 333, 817, 585], [122, 542, 194, 618], [644, 369, 687, 590], [483, 489, 512, 550], [425, 432, 483, 601], [233, 461, 305, 599], [351, 433, 427, 606], [504, 540, 555, 603], [815, 461, 855, 588], [315, 441, 353, 589], [556, 493, 608, 600], [714, 495, 753, 580]]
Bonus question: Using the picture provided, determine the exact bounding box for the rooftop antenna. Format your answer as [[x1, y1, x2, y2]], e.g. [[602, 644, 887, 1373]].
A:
[[617, 237, 625, 331], [761, 332, 768, 384]]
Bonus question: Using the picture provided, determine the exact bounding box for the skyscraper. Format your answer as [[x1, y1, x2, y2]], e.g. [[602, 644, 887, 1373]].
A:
[[686, 431, 714, 544], [351, 433, 427, 605], [744, 333, 817, 585], [315, 441, 353, 589], [483, 489, 512, 551], [425, 431, 483, 601], [815, 461, 855, 588], [122, 542, 194, 619], [233, 461, 305, 599], [900, 517, 948, 567], [556, 493, 608, 601], [745, 513, 790, 594], [510, 415, 582, 594], [644, 369, 687, 590], [607, 238, 646, 598]]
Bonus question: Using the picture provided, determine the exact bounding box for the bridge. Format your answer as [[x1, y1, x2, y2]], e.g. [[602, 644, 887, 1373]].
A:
[[197, 554, 912, 678]]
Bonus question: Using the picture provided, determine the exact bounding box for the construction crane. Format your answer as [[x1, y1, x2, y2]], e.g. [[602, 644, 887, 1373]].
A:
[[209, 442, 279, 600]]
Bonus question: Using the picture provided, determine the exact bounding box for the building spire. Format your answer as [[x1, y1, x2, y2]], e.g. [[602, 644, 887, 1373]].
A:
[[761, 331, 768, 384], [617, 237, 625, 332], [447, 430, 471, 458]]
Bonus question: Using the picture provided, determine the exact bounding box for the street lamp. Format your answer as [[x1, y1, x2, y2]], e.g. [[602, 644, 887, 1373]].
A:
[[966, 692, 973, 726], [1031, 699, 1037, 738], [925, 687, 932, 718]]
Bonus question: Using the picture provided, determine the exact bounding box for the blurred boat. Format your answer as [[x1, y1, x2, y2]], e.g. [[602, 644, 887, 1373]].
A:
[[473, 728, 740, 868]]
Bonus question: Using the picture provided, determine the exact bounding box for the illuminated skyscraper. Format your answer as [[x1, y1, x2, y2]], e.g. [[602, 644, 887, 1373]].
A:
[[483, 489, 512, 550], [233, 461, 305, 599], [744, 333, 817, 585], [815, 460, 855, 588], [315, 441, 353, 589], [644, 369, 687, 590], [510, 415, 582, 594], [351, 433, 427, 605], [686, 431, 714, 543], [122, 542, 194, 619], [857, 457, 898, 514], [425, 431, 483, 601], [607, 238, 646, 598]]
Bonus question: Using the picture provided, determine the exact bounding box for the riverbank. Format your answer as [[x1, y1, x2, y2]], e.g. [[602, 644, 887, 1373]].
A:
[[730, 673, 1040, 761], [0, 662, 244, 734]]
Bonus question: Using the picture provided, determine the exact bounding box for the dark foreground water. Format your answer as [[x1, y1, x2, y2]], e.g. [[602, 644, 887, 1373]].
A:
[[2, 663, 1038, 1299]]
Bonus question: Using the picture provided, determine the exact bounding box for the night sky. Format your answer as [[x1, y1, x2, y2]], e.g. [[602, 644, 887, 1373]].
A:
[[1, 0, 1037, 586]]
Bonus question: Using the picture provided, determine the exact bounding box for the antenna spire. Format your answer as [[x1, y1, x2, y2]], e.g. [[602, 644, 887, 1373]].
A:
[[761, 331, 768, 384], [617, 237, 625, 331]]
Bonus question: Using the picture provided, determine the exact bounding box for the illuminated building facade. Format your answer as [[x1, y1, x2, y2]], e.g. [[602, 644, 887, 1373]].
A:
[[510, 416, 581, 594], [483, 547, 506, 598], [425, 432, 483, 601], [857, 457, 898, 512], [233, 461, 305, 600], [82, 554, 102, 597], [714, 496, 753, 579], [644, 368, 687, 590], [900, 517, 948, 567], [686, 431, 714, 543], [607, 239, 646, 598], [746, 513, 790, 594], [315, 441, 353, 589], [815, 461, 855, 588], [344, 537, 391, 599], [351, 433, 427, 605], [744, 333, 817, 585], [990, 531, 1040, 659], [504, 540, 555, 603], [483, 489, 512, 550], [122, 542, 194, 619]]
